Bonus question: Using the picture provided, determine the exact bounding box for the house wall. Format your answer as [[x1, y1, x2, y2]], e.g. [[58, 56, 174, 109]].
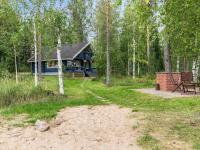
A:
[[31, 62, 46, 73], [31, 48, 96, 76]]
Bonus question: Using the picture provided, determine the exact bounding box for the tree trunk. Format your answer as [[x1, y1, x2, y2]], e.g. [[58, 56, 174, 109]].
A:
[[14, 45, 18, 84], [146, 25, 150, 71], [105, 0, 110, 85], [127, 43, 130, 76], [176, 56, 180, 72], [38, 34, 42, 81], [164, 43, 172, 72], [184, 56, 189, 72], [138, 61, 140, 76], [132, 39, 136, 79], [192, 59, 197, 82], [196, 57, 200, 80], [195, 32, 199, 79], [33, 19, 38, 87], [57, 36, 64, 95]]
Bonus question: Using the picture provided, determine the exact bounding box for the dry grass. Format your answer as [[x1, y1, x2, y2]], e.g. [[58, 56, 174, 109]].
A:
[[137, 112, 197, 150]]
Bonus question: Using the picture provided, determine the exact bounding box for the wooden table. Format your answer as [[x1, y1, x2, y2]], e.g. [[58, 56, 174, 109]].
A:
[[182, 83, 197, 94]]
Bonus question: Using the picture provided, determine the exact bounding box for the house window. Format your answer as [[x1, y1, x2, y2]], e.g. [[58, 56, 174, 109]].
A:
[[67, 61, 72, 67], [67, 61, 81, 68], [47, 61, 58, 68]]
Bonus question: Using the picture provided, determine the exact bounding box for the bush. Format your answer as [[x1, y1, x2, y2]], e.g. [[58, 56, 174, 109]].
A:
[[0, 69, 13, 79]]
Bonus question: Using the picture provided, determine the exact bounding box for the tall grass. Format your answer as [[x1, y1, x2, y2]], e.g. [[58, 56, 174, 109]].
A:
[[0, 76, 48, 107]]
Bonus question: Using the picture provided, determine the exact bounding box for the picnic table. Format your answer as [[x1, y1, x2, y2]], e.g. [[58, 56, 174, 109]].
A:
[[182, 82, 197, 94]]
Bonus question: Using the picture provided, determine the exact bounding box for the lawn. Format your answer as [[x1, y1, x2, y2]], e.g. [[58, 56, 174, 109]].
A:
[[1, 76, 200, 149], [84, 78, 200, 150]]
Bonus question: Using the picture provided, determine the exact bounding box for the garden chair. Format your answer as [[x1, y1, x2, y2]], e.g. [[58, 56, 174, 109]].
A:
[[181, 72, 197, 94], [170, 73, 182, 93]]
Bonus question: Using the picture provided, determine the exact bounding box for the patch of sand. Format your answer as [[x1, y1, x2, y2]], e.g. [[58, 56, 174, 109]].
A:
[[0, 105, 141, 150], [133, 88, 199, 99]]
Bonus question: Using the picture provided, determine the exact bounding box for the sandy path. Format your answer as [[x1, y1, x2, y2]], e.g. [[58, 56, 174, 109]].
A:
[[0, 105, 141, 150]]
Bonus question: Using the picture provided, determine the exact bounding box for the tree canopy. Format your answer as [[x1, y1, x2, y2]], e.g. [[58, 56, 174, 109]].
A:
[[0, 0, 199, 78]]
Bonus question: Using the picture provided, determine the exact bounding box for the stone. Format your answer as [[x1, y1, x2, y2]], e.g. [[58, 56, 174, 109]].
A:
[[54, 118, 65, 126], [35, 120, 50, 132]]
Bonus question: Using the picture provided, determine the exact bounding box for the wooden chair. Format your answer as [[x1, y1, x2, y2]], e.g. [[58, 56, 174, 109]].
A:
[[171, 73, 182, 93], [181, 72, 197, 94]]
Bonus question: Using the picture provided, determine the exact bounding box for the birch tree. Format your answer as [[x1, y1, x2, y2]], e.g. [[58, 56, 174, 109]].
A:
[[176, 56, 180, 72], [164, 43, 172, 72], [14, 45, 18, 84], [127, 43, 130, 76], [105, 0, 111, 85], [33, 19, 38, 87], [132, 38, 136, 79], [57, 35, 64, 95]]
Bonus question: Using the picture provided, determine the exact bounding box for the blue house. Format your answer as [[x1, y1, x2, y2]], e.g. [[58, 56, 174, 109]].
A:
[[28, 42, 96, 77]]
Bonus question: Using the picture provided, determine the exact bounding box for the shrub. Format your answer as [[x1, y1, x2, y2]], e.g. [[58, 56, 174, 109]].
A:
[[0, 69, 13, 79]]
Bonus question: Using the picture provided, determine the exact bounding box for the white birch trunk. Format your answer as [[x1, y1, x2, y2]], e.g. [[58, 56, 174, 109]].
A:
[[137, 61, 140, 76], [195, 32, 199, 79], [33, 19, 38, 87], [38, 34, 42, 81], [176, 56, 180, 72], [147, 25, 150, 67], [105, 0, 110, 85], [57, 36, 64, 95], [14, 45, 18, 84], [132, 39, 136, 79], [192, 60, 197, 82], [127, 43, 130, 76], [196, 57, 200, 79]]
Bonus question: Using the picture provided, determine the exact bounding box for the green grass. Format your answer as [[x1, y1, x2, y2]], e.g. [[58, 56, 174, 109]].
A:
[[138, 133, 160, 150], [1, 76, 200, 149], [85, 79, 200, 112], [1, 77, 104, 123], [2, 95, 103, 123], [83, 78, 200, 149], [0, 77, 49, 107]]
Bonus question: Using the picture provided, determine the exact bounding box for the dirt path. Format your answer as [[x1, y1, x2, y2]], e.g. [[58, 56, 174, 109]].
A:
[[0, 105, 141, 150], [81, 78, 111, 104]]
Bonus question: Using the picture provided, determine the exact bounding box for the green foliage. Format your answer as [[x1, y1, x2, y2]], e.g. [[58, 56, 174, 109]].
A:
[[0, 0, 94, 73], [160, 0, 200, 71], [95, 0, 123, 76], [120, 0, 164, 76]]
